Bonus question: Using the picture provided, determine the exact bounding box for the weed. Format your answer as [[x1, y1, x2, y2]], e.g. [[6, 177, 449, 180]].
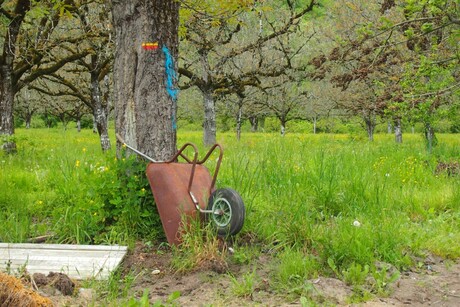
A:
[[170, 216, 228, 273], [273, 247, 320, 296], [229, 269, 257, 298], [342, 262, 369, 286], [369, 265, 401, 297]]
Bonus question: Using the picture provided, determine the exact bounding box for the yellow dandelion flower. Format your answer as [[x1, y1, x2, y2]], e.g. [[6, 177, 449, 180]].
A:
[[75, 160, 80, 167], [82, 147, 87, 153]]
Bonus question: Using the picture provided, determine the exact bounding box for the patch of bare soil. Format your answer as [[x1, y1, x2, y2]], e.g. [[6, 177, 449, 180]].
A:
[[359, 257, 460, 307], [18, 242, 460, 306], [118, 243, 460, 306]]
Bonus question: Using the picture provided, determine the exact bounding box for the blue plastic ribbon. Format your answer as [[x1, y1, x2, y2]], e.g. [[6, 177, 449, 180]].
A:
[[162, 45, 178, 130]]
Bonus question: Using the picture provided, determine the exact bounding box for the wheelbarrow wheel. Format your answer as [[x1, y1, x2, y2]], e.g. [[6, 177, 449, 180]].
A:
[[207, 188, 245, 237]]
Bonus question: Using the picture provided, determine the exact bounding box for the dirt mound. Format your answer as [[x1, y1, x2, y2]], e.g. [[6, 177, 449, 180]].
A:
[[32, 272, 75, 296], [0, 272, 53, 307]]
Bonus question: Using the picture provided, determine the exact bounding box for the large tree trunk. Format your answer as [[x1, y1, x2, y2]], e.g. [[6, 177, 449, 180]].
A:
[[91, 68, 111, 152], [0, 64, 16, 153], [0, 0, 30, 153], [203, 89, 216, 146], [394, 118, 402, 143], [112, 0, 179, 160]]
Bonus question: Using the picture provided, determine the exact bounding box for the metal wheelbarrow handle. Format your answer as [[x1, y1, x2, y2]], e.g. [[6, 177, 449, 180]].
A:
[[116, 132, 223, 206]]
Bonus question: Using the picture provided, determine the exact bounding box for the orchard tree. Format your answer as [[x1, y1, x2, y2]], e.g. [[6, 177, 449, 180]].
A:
[[14, 87, 41, 129], [0, 0, 90, 153], [311, 0, 459, 143], [258, 78, 308, 136], [111, 0, 179, 160], [30, 0, 113, 151], [309, 0, 407, 141], [179, 0, 317, 145]]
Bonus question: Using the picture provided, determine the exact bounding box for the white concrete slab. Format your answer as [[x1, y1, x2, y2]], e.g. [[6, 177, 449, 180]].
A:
[[0, 243, 127, 280]]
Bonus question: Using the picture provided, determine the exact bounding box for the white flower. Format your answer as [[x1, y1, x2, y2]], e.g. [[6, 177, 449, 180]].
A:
[[353, 220, 361, 227]]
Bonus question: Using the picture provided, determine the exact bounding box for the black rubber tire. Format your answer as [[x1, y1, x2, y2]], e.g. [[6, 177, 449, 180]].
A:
[[206, 188, 245, 237]]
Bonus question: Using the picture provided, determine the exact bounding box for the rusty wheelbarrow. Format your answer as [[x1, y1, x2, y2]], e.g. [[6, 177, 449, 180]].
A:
[[116, 134, 245, 246]]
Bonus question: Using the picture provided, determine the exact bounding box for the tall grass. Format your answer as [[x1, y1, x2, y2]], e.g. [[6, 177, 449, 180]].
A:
[[1, 128, 459, 302], [215, 132, 460, 268]]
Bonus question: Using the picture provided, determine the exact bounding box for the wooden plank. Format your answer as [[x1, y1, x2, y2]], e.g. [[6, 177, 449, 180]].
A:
[[0, 243, 127, 280]]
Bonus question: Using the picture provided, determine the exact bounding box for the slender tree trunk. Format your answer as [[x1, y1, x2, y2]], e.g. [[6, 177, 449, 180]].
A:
[[112, 0, 179, 160], [364, 117, 375, 141], [236, 106, 242, 141], [249, 116, 258, 132], [424, 122, 437, 152], [203, 89, 216, 145], [91, 69, 111, 151], [25, 115, 31, 129], [280, 120, 286, 136], [394, 118, 402, 143], [200, 46, 216, 146], [77, 119, 81, 132], [313, 115, 317, 134], [387, 121, 392, 134]]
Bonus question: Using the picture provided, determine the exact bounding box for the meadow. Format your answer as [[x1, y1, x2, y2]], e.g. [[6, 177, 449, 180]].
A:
[[1, 128, 459, 304]]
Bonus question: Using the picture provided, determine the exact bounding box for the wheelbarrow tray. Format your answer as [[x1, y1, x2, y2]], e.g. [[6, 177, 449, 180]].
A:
[[146, 162, 212, 246]]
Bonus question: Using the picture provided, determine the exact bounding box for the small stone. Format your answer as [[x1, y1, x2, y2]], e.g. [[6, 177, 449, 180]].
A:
[[79, 288, 94, 301], [228, 247, 234, 254], [152, 269, 161, 275], [353, 220, 361, 227]]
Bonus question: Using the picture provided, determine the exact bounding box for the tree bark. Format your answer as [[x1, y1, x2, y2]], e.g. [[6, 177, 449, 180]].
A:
[[203, 89, 216, 145], [25, 116, 31, 129], [0, 0, 30, 153], [424, 122, 437, 152], [249, 116, 258, 132], [313, 115, 317, 134], [394, 118, 402, 143], [90, 67, 111, 151], [280, 119, 286, 136], [236, 106, 242, 141], [364, 117, 375, 141], [112, 0, 179, 160], [0, 64, 16, 153]]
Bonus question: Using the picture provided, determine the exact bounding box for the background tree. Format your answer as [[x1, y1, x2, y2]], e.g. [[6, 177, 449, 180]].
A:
[[0, 0, 90, 152], [310, 0, 459, 143], [14, 87, 41, 129], [179, 0, 317, 145]]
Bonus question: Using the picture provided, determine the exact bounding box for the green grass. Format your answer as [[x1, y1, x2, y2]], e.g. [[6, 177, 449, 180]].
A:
[[1, 128, 460, 303]]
